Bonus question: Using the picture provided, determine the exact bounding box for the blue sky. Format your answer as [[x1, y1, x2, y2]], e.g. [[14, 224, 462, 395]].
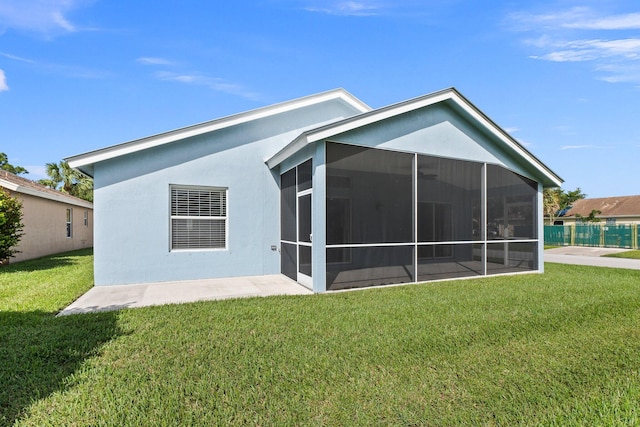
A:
[[1, 0, 639, 198]]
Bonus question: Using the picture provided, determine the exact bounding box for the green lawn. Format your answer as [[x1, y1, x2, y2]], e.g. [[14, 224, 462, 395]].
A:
[[603, 250, 640, 260], [2, 251, 640, 426]]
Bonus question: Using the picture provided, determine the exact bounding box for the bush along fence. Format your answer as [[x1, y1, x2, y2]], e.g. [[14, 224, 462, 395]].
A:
[[544, 224, 640, 249]]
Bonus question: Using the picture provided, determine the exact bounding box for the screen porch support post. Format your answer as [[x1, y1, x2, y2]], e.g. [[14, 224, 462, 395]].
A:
[[481, 163, 487, 276], [413, 153, 418, 284], [312, 141, 327, 293], [537, 182, 544, 273]]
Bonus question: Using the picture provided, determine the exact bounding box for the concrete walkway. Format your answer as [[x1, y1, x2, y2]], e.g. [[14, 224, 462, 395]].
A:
[[544, 246, 640, 270], [59, 274, 312, 316]]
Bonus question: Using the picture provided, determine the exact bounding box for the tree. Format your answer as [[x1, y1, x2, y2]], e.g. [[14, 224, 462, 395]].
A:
[[575, 209, 602, 223], [0, 152, 28, 175], [543, 188, 562, 225], [38, 161, 93, 202], [544, 187, 587, 224], [0, 188, 24, 264]]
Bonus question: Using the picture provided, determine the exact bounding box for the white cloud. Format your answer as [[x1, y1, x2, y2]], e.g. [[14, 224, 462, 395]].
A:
[[553, 125, 577, 136], [24, 165, 47, 180], [509, 6, 640, 85], [564, 11, 640, 30], [0, 0, 91, 36], [155, 71, 261, 101], [530, 38, 640, 62], [1, 51, 109, 79], [137, 57, 174, 66], [503, 126, 520, 133], [560, 145, 596, 150], [51, 9, 75, 31], [0, 52, 35, 63], [596, 63, 640, 83], [509, 7, 640, 31], [0, 69, 8, 92], [304, 1, 382, 16], [517, 139, 532, 147]]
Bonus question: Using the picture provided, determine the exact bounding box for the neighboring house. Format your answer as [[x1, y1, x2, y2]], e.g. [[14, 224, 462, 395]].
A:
[[67, 88, 562, 292], [0, 170, 93, 263], [556, 195, 640, 225]]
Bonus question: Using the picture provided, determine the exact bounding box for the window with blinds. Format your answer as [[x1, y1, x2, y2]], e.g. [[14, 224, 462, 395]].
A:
[[170, 186, 227, 250]]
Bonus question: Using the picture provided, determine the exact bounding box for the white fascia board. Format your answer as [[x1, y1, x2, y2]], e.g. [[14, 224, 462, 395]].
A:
[[67, 88, 371, 172], [266, 90, 458, 169], [0, 179, 19, 192], [265, 135, 310, 169], [267, 88, 563, 187], [447, 92, 563, 187], [0, 179, 93, 209], [308, 91, 455, 143]]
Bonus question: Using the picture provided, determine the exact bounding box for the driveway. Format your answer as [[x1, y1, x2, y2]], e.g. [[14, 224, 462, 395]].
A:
[[545, 246, 640, 270]]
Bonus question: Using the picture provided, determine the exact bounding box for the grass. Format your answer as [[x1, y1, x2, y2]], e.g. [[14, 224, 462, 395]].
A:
[[2, 252, 640, 426], [603, 250, 640, 260], [544, 245, 560, 250], [0, 248, 94, 312], [0, 249, 121, 427]]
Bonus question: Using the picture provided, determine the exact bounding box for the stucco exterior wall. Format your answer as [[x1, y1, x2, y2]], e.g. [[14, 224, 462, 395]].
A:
[[10, 191, 93, 263], [92, 101, 360, 285], [326, 103, 538, 182]]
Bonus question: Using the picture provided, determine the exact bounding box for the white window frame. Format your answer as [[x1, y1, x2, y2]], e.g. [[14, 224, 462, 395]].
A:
[[169, 185, 228, 251], [66, 208, 73, 238]]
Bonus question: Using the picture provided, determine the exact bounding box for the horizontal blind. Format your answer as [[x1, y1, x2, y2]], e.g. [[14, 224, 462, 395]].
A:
[[171, 188, 226, 217], [172, 219, 226, 249], [170, 186, 227, 250]]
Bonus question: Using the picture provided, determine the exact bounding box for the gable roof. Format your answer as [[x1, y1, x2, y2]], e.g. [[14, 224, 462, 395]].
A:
[[66, 88, 371, 177], [266, 87, 563, 188], [563, 195, 640, 218], [0, 170, 93, 209]]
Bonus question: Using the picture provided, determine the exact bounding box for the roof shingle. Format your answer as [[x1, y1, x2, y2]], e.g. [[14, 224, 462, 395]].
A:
[[564, 195, 640, 218], [0, 170, 92, 207]]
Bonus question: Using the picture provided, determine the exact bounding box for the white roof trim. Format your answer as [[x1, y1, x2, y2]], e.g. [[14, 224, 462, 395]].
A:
[[67, 88, 371, 175], [0, 179, 94, 209], [266, 88, 563, 187]]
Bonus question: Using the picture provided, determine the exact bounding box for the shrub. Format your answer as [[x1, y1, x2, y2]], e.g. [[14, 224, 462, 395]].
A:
[[0, 188, 24, 264]]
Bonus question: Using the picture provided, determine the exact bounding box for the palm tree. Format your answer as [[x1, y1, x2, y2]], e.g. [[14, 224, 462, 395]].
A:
[[38, 161, 93, 202]]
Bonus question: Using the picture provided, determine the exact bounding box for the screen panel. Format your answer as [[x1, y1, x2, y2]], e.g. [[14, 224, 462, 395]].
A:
[[417, 243, 483, 281], [298, 194, 312, 244], [486, 165, 537, 240], [326, 246, 414, 290], [299, 245, 312, 276], [281, 242, 297, 281], [297, 159, 312, 192], [486, 242, 537, 274], [280, 168, 296, 242], [326, 143, 413, 244], [417, 155, 481, 243]]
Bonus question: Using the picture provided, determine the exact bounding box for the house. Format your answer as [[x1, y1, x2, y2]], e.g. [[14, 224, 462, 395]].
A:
[[0, 170, 93, 263], [556, 195, 640, 225], [67, 88, 562, 292]]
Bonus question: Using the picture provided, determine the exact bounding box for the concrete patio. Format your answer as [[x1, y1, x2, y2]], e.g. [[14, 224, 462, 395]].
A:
[[59, 274, 312, 316]]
